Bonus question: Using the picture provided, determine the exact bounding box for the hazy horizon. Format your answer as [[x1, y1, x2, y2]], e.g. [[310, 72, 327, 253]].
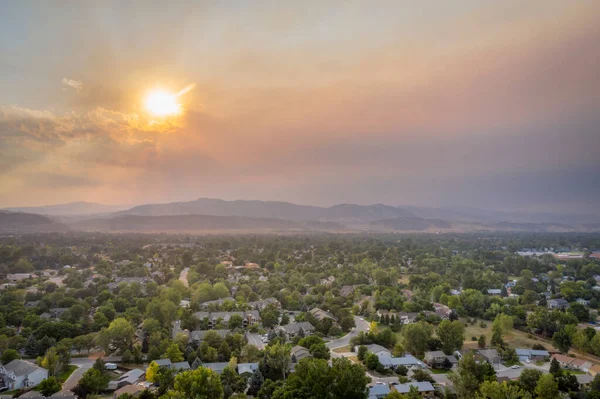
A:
[[1, 1, 599, 214]]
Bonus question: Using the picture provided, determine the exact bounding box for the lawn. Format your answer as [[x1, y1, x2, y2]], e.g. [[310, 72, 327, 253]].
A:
[[333, 345, 352, 353], [431, 369, 452, 374], [57, 365, 78, 383]]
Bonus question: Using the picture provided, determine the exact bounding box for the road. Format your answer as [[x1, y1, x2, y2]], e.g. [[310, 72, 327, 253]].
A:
[[247, 333, 266, 350], [179, 267, 189, 287], [55, 364, 91, 395], [326, 316, 370, 349]]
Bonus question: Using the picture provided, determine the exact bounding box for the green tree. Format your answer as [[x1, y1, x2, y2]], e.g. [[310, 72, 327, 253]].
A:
[[553, 325, 574, 353], [166, 367, 224, 399], [519, 368, 542, 395], [478, 334, 486, 349], [97, 317, 135, 354], [164, 343, 184, 362], [437, 320, 465, 354], [357, 345, 368, 361], [228, 314, 243, 330], [477, 380, 531, 399], [309, 343, 330, 360], [38, 377, 62, 397], [74, 368, 109, 398], [1, 348, 20, 364], [402, 322, 433, 355], [247, 369, 264, 396], [262, 343, 291, 381], [535, 373, 559, 399]]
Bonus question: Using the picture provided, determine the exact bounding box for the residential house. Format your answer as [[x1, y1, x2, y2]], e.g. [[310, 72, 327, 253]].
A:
[[201, 362, 229, 374], [340, 285, 355, 297], [368, 384, 391, 399], [113, 384, 144, 399], [49, 307, 69, 319], [153, 359, 172, 368], [0, 360, 48, 390], [392, 382, 435, 397], [478, 349, 501, 366], [309, 307, 336, 322], [199, 298, 235, 309], [363, 344, 390, 357], [576, 374, 593, 388], [6, 273, 32, 282], [432, 303, 451, 319], [277, 322, 315, 340], [188, 329, 230, 344], [397, 312, 419, 325], [248, 298, 280, 310], [487, 289, 502, 296], [290, 346, 312, 363], [193, 311, 260, 329], [377, 354, 426, 370], [551, 354, 593, 372], [171, 362, 191, 371], [107, 368, 145, 390], [424, 351, 458, 368], [515, 349, 549, 362], [237, 363, 259, 378], [576, 298, 590, 306], [548, 299, 569, 310], [320, 276, 335, 286]]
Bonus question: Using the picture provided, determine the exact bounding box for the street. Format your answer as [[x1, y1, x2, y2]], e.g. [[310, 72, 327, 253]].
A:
[[246, 333, 266, 350], [326, 316, 370, 349], [179, 267, 189, 287]]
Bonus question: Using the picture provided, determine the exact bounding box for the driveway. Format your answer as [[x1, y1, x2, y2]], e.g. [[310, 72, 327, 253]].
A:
[[247, 333, 266, 350], [55, 364, 91, 395], [326, 316, 369, 349], [179, 268, 189, 287]]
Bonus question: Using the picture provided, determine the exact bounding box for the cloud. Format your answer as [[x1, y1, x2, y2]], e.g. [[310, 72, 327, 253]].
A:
[[62, 77, 83, 92]]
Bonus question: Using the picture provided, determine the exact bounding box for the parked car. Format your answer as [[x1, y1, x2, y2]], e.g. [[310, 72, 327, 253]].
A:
[[105, 363, 118, 370]]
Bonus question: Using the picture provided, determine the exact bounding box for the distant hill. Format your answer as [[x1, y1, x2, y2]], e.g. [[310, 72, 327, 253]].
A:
[[3, 201, 127, 216], [370, 217, 453, 231], [5, 198, 600, 234], [0, 211, 68, 233], [71, 214, 345, 233]]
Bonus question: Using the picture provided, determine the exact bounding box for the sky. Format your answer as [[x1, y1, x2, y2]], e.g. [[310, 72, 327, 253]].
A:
[[1, 0, 599, 213]]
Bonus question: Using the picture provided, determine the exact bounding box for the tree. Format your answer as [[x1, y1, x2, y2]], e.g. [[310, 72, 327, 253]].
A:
[[38, 347, 63, 377], [146, 361, 160, 383], [365, 353, 381, 370], [412, 369, 434, 383], [271, 357, 369, 399], [74, 368, 109, 398], [402, 322, 433, 355], [535, 373, 559, 399], [240, 344, 261, 362], [220, 366, 246, 395], [309, 343, 330, 360], [97, 317, 135, 354], [167, 367, 224, 399], [228, 314, 243, 330], [164, 343, 184, 362], [477, 380, 531, 399], [357, 345, 368, 361], [437, 320, 465, 354], [449, 352, 496, 399], [473, 335, 484, 350], [549, 358, 562, 377], [38, 376, 62, 396], [519, 368, 542, 395], [261, 343, 291, 381], [247, 369, 264, 396], [553, 326, 574, 354], [1, 348, 20, 364]]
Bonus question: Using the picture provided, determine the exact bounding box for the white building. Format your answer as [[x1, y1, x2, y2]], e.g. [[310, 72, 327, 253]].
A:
[[0, 360, 48, 389]]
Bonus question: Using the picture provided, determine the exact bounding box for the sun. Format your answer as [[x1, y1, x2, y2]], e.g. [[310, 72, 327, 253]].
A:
[[144, 90, 181, 116]]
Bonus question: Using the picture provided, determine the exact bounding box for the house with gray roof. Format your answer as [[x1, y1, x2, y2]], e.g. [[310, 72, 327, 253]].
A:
[[237, 363, 259, 378], [277, 322, 315, 340], [0, 360, 48, 390], [107, 368, 145, 390], [392, 381, 435, 395], [201, 362, 229, 374], [368, 384, 390, 399]]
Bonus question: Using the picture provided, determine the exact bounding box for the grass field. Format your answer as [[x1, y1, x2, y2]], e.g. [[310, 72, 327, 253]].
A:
[[462, 318, 559, 351], [57, 365, 78, 383], [333, 345, 352, 353]]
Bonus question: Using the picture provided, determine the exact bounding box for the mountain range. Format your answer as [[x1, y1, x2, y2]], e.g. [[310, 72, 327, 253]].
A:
[[2, 198, 600, 234]]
